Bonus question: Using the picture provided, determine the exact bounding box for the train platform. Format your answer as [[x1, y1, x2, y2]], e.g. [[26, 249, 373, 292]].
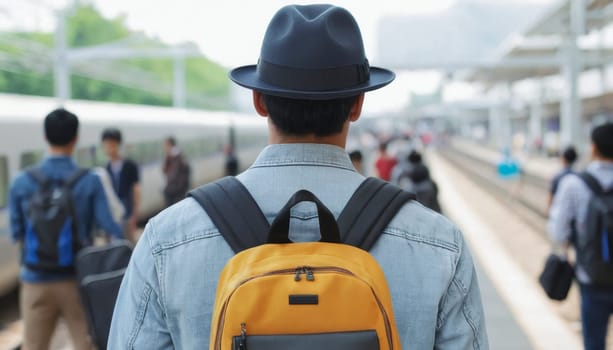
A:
[[430, 151, 585, 350], [0, 147, 601, 349], [448, 137, 562, 183]]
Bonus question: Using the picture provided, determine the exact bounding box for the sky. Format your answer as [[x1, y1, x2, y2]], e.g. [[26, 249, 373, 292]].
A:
[[0, 0, 556, 114]]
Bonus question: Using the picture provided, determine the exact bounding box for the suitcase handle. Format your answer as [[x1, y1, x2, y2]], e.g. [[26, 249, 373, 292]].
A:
[[268, 190, 341, 244]]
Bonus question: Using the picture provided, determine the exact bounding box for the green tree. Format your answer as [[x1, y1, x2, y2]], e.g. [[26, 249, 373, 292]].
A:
[[0, 4, 230, 110]]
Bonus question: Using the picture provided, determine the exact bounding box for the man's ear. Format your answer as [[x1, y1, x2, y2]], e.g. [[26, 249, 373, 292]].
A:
[[348, 93, 365, 122], [253, 91, 269, 117]]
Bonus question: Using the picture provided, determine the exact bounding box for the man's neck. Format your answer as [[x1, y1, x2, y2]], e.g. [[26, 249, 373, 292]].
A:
[[268, 121, 348, 149], [273, 135, 345, 148], [110, 154, 122, 162], [48, 147, 72, 157]]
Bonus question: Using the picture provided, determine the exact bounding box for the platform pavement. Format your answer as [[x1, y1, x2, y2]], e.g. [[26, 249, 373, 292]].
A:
[[430, 150, 586, 350]]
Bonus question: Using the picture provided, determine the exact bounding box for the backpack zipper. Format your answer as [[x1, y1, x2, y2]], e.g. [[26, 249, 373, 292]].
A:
[[238, 322, 247, 350], [214, 266, 394, 350]]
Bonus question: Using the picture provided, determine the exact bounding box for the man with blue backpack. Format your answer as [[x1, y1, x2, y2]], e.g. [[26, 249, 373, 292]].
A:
[[548, 122, 613, 350], [9, 108, 123, 350], [110, 4, 487, 349]]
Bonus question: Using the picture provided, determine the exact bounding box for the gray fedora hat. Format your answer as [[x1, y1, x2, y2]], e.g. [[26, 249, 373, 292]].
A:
[[230, 4, 395, 100]]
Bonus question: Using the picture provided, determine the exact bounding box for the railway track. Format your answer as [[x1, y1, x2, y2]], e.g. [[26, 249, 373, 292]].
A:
[[436, 146, 551, 235]]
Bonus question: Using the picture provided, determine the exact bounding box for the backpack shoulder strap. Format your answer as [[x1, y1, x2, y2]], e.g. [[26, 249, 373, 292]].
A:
[[65, 168, 89, 188], [27, 168, 48, 186], [579, 172, 604, 195], [188, 176, 270, 253], [338, 177, 416, 251]]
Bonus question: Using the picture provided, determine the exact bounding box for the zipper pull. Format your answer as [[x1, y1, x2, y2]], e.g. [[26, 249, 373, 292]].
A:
[[239, 322, 247, 350], [305, 267, 314, 281], [294, 267, 303, 281]]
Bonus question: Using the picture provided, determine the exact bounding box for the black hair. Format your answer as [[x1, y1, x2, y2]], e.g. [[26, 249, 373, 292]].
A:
[[408, 150, 422, 164], [562, 146, 577, 164], [101, 128, 122, 144], [44, 108, 79, 146], [166, 136, 177, 146], [262, 94, 359, 137], [379, 142, 388, 152], [592, 122, 613, 159], [349, 150, 363, 161]]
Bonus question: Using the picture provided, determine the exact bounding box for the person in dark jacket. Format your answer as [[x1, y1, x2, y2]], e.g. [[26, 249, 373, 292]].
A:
[[394, 150, 441, 213], [224, 145, 239, 176], [163, 137, 191, 207]]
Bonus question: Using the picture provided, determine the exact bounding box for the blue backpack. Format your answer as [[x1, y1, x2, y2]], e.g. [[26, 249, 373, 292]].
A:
[[24, 168, 88, 272]]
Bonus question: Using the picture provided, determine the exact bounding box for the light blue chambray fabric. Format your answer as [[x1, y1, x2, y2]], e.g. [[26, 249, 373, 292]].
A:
[[109, 144, 488, 349]]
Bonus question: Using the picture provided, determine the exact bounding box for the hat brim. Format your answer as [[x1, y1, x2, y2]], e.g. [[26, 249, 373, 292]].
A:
[[229, 65, 395, 100]]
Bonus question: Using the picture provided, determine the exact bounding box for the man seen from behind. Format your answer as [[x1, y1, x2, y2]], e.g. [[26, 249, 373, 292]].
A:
[[9, 108, 123, 350], [548, 123, 613, 350], [110, 4, 487, 349]]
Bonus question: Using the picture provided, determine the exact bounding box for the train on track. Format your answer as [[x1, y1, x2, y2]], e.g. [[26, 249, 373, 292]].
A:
[[0, 93, 268, 295]]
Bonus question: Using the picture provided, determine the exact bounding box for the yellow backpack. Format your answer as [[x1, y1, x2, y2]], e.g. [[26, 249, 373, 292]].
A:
[[189, 177, 414, 350]]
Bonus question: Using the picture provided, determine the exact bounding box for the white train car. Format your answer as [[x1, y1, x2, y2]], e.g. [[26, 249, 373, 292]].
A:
[[0, 93, 268, 295]]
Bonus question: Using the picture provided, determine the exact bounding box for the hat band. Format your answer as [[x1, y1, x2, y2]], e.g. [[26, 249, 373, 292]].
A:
[[256, 59, 370, 92]]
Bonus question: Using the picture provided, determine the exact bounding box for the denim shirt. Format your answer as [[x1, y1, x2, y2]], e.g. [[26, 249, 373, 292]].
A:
[[109, 144, 488, 349], [9, 156, 123, 282]]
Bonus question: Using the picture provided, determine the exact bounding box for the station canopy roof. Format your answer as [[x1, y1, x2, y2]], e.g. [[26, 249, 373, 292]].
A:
[[526, 0, 613, 36], [465, 0, 613, 84]]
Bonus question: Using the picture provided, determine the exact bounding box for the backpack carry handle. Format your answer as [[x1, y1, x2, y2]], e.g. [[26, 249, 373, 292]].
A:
[[268, 190, 341, 244]]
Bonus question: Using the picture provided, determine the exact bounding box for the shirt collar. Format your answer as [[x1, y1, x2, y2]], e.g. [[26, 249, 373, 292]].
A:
[[44, 154, 73, 162], [589, 160, 613, 171], [251, 143, 355, 171]]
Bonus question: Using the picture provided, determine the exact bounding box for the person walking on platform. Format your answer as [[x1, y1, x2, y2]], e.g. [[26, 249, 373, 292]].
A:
[[393, 150, 441, 213], [548, 123, 613, 350], [375, 141, 397, 181], [224, 144, 239, 176], [349, 149, 364, 174], [110, 5, 487, 349], [9, 108, 123, 350], [101, 128, 141, 242], [162, 136, 191, 207], [548, 145, 578, 210]]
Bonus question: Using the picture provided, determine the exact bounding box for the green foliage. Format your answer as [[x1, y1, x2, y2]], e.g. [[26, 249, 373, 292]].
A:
[[0, 4, 230, 110], [67, 5, 130, 47], [0, 32, 54, 96]]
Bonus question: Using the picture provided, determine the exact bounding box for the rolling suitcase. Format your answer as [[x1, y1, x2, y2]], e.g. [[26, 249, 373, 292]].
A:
[[75, 240, 133, 349]]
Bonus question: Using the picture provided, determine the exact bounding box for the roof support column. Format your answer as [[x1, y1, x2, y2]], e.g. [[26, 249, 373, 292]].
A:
[[488, 83, 512, 150], [529, 81, 545, 154], [173, 52, 186, 108], [560, 0, 585, 149], [54, 9, 70, 104]]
